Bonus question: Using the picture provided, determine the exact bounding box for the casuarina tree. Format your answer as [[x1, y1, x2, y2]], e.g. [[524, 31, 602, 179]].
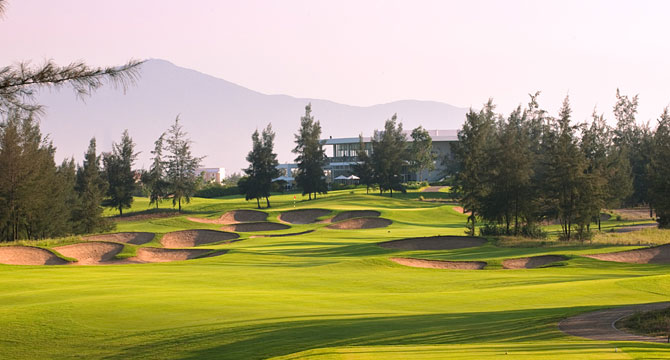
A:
[[293, 103, 328, 200], [103, 130, 138, 215]]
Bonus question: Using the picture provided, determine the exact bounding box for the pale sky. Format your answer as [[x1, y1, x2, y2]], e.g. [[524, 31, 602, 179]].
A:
[[1, 0, 669, 125]]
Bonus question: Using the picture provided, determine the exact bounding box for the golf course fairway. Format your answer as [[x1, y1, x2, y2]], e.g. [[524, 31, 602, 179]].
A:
[[0, 190, 668, 359]]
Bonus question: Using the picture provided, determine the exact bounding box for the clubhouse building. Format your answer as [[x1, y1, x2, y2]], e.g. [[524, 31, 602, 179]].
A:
[[276, 129, 458, 187]]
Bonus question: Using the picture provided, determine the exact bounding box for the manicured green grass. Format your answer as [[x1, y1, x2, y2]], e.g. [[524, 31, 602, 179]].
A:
[[0, 191, 669, 359]]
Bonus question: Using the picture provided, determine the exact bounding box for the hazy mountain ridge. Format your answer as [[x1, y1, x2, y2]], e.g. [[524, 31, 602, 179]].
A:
[[37, 59, 468, 172]]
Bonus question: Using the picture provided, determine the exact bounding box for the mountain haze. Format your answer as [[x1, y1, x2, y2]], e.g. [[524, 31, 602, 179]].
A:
[[37, 59, 468, 173]]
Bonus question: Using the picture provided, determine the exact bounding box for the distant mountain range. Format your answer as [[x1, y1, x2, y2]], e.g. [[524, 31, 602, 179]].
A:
[[37, 59, 468, 173]]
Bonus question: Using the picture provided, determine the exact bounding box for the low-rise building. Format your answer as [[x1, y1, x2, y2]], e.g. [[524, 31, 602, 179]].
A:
[[274, 129, 458, 186], [197, 167, 226, 183], [323, 129, 457, 182]]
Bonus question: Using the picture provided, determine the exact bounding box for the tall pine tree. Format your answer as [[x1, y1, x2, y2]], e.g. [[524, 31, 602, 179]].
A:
[[164, 117, 202, 212], [293, 104, 327, 200], [103, 130, 138, 215], [74, 138, 113, 234]]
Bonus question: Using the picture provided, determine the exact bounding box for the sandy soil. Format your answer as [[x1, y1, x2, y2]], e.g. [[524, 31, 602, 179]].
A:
[[327, 217, 392, 230], [379, 236, 486, 250], [559, 302, 670, 342], [613, 223, 658, 233], [54, 242, 124, 265], [0, 246, 69, 265], [250, 230, 315, 238], [83, 232, 155, 245], [278, 209, 331, 224], [502, 255, 568, 269], [584, 243, 670, 264], [390, 257, 487, 270], [327, 210, 381, 223], [134, 247, 222, 263], [452, 206, 471, 215], [612, 208, 656, 221], [161, 229, 239, 248], [220, 222, 290, 232]]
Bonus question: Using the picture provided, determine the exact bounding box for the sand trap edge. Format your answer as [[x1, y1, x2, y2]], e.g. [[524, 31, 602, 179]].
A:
[[390, 257, 487, 270]]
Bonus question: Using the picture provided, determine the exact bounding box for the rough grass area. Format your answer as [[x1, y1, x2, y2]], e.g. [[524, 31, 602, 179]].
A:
[[619, 307, 670, 337], [1, 190, 669, 359]]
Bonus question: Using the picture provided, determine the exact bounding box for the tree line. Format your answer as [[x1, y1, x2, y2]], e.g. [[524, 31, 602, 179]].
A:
[[452, 90, 670, 240], [238, 104, 437, 206], [0, 110, 202, 242], [352, 115, 436, 196]]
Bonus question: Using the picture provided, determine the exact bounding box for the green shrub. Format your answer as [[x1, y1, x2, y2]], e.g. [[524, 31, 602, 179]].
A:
[[402, 181, 429, 190], [620, 307, 670, 337]]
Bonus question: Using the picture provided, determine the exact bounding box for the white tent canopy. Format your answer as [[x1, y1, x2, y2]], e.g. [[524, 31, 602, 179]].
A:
[[334, 175, 349, 180], [347, 175, 360, 180], [272, 176, 294, 182]]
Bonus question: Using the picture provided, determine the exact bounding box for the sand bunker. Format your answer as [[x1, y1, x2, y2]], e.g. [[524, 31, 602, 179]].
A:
[[585, 244, 670, 264], [390, 257, 486, 270], [135, 247, 223, 263], [327, 217, 392, 230], [219, 210, 268, 224], [161, 229, 239, 248], [453, 206, 471, 215], [54, 242, 124, 265], [220, 222, 290, 232], [250, 230, 315, 238], [0, 246, 69, 265], [379, 236, 486, 250], [502, 255, 568, 269], [279, 209, 331, 224], [83, 232, 155, 245], [328, 210, 381, 223], [188, 209, 268, 225]]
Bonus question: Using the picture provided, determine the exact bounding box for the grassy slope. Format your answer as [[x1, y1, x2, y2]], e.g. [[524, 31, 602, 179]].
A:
[[0, 191, 668, 359]]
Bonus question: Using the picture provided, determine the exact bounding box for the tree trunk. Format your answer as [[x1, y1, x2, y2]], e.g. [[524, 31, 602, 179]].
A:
[[178, 198, 182, 212], [266, 197, 271, 208], [256, 198, 261, 209], [309, 193, 312, 200], [119, 207, 123, 216], [390, 187, 393, 197]]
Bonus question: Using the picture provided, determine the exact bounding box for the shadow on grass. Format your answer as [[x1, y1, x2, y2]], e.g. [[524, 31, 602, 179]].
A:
[[100, 305, 664, 360]]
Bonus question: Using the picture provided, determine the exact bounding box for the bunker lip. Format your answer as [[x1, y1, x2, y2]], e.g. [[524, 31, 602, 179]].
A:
[[250, 230, 315, 238], [326, 217, 391, 230], [220, 222, 290, 232], [502, 255, 568, 269], [559, 302, 670, 342], [83, 232, 155, 245], [379, 236, 486, 250], [390, 257, 486, 270], [189, 209, 268, 225], [161, 229, 240, 248], [325, 210, 381, 223], [54, 242, 124, 265], [584, 243, 670, 264], [278, 209, 331, 224], [220, 210, 268, 224], [0, 246, 70, 265], [134, 247, 226, 263]]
